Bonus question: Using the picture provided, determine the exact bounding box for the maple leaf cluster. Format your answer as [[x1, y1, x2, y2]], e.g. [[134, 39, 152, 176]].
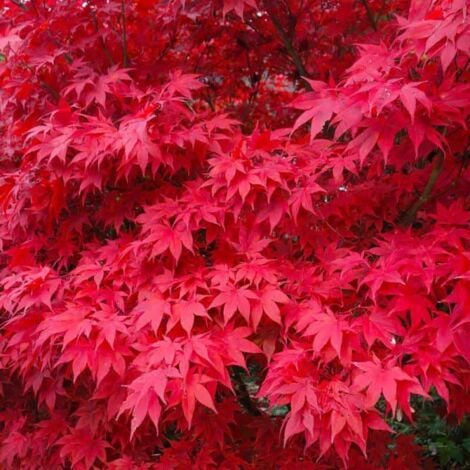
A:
[[0, 0, 469, 468]]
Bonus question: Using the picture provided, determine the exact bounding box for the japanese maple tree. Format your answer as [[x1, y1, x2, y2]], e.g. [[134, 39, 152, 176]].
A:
[[0, 0, 469, 468]]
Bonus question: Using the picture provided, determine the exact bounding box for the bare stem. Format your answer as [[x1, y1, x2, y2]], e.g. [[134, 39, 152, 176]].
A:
[[120, 0, 129, 67], [456, 58, 469, 81], [231, 367, 262, 416], [400, 152, 444, 226], [46, 31, 73, 64], [359, 0, 377, 31], [39, 79, 60, 101], [10, 0, 27, 10], [91, 10, 114, 66], [265, 3, 311, 89]]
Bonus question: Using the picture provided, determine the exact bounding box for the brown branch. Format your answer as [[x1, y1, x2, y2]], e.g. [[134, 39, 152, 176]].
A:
[[456, 58, 470, 81], [120, 0, 130, 67], [359, 0, 377, 31], [399, 152, 444, 226], [39, 79, 60, 101], [10, 0, 27, 10], [230, 367, 262, 416], [430, 148, 469, 200], [45, 31, 73, 64], [91, 10, 115, 67], [264, 3, 312, 89], [239, 48, 262, 131]]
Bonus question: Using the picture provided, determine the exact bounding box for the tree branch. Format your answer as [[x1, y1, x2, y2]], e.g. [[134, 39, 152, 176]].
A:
[[265, 3, 312, 89], [45, 31, 73, 64], [399, 152, 444, 226], [359, 0, 377, 31], [120, 0, 130, 67], [230, 367, 262, 416], [91, 10, 114, 67], [10, 0, 27, 10], [39, 79, 60, 101]]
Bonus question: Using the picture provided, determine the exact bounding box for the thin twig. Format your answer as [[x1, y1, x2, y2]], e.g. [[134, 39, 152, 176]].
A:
[[10, 0, 27, 11], [46, 31, 73, 64], [240, 48, 262, 131], [456, 58, 469, 81], [231, 367, 262, 416], [359, 0, 377, 31], [431, 149, 468, 200], [399, 152, 444, 226], [120, 0, 130, 67], [91, 10, 114, 67], [39, 79, 60, 101], [265, 3, 312, 89]]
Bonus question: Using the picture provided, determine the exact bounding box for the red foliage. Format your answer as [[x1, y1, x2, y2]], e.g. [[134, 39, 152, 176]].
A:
[[0, 0, 469, 468]]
